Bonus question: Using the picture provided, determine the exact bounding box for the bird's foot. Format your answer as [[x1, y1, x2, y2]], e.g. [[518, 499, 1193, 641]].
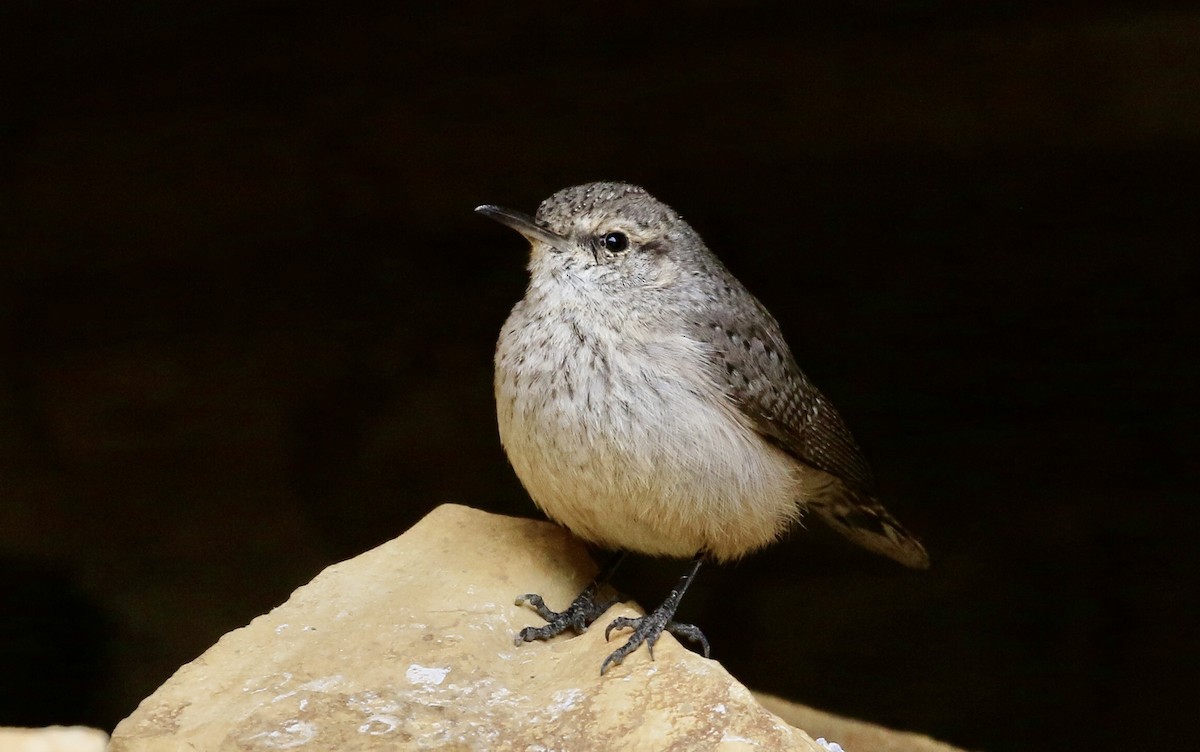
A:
[[600, 608, 711, 675], [514, 585, 619, 645]]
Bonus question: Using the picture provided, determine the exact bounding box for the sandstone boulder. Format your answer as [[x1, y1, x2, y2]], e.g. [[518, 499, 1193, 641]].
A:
[[0, 726, 107, 752], [109, 504, 964, 751]]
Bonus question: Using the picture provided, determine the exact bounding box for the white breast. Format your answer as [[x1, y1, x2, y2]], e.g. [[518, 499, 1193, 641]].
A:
[[494, 289, 805, 562]]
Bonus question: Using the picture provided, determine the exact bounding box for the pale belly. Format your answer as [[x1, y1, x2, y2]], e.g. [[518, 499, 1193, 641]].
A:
[[495, 315, 804, 562]]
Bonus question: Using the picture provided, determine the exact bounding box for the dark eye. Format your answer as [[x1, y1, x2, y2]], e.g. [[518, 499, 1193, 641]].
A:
[[601, 232, 629, 252]]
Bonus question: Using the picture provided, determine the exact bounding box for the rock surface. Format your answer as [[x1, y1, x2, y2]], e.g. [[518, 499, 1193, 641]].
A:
[[0, 726, 108, 752], [754, 695, 969, 752], [109, 504, 963, 751]]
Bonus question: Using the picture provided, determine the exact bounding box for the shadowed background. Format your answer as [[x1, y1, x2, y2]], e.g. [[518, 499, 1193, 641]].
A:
[[2, 2, 1197, 749]]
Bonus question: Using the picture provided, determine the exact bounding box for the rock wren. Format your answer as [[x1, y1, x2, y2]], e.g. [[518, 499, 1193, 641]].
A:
[[477, 182, 928, 674]]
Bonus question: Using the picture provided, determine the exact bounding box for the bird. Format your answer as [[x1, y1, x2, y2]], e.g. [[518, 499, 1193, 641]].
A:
[[476, 182, 928, 674]]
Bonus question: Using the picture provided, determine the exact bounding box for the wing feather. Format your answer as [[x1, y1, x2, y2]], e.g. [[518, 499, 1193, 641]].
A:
[[687, 282, 929, 569]]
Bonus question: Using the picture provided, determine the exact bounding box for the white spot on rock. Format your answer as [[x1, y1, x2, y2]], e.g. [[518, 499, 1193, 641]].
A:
[[406, 663, 450, 686], [358, 714, 400, 735], [243, 719, 316, 749], [548, 688, 583, 714], [298, 675, 345, 693], [243, 672, 293, 694]]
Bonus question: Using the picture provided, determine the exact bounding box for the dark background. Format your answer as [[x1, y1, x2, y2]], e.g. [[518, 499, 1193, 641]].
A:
[[2, 2, 1197, 749]]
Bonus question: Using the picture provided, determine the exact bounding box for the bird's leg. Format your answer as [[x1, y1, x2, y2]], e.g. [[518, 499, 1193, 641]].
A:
[[600, 552, 710, 675], [514, 551, 628, 645]]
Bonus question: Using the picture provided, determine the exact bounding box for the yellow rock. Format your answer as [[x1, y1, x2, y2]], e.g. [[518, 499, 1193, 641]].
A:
[[110, 504, 964, 751], [0, 726, 107, 752]]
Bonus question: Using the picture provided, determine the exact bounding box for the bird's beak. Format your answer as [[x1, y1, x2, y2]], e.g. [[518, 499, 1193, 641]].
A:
[[475, 205, 564, 250]]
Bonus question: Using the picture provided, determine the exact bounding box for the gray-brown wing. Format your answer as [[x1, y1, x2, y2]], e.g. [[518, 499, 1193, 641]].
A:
[[690, 295, 875, 494], [685, 279, 929, 569]]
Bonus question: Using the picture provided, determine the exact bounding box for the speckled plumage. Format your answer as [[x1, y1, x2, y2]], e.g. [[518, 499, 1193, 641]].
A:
[[485, 182, 928, 569]]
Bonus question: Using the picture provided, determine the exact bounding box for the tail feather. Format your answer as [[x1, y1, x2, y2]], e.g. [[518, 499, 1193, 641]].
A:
[[810, 487, 930, 570]]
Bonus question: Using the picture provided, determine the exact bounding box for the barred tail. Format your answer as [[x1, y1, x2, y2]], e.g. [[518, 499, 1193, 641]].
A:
[[810, 487, 930, 570]]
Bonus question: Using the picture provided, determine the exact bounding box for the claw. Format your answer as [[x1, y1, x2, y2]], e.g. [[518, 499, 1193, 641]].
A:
[[513, 552, 627, 647], [603, 615, 636, 642], [598, 553, 708, 674], [600, 612, 709, 674], [513, 552, 710, 676], [666, 622, 711, 658]]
